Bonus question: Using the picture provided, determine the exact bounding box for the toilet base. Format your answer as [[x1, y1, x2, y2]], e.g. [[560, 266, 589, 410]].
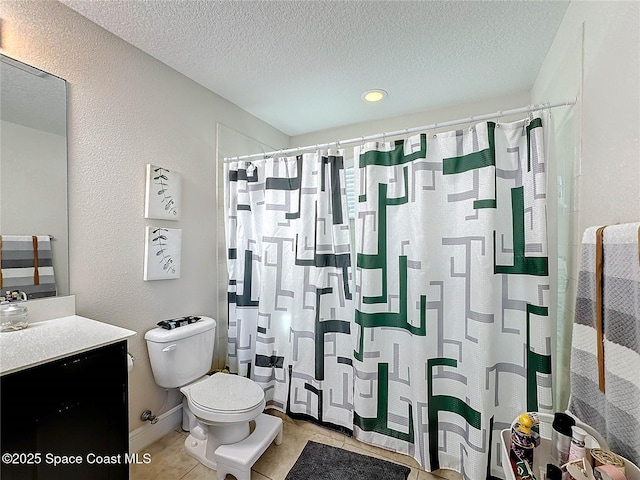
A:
[[183, 413, 283, 478], [183, 432, 218, 470]]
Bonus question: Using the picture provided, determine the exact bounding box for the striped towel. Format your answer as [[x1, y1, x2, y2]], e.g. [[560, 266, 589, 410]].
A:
[[569, 223, 640, 465], [0, 235, 57, 299]]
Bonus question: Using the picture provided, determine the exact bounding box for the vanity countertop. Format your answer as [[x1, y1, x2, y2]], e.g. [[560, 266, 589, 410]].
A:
[[0, 315, 136, 376]]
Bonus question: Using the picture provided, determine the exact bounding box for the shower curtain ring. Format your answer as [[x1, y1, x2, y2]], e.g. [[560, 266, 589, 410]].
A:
[[527, 105, 534, 121]]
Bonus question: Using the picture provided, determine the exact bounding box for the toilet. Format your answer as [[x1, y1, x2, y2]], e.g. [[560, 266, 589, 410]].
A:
[[144, 316, 282, 480]]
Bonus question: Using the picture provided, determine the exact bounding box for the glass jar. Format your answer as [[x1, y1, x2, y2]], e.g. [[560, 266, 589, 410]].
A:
[[0, 303, 29, 332]]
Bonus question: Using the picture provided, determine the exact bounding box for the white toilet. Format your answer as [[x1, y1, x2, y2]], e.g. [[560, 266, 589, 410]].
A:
[[144, 316, 282, 480]]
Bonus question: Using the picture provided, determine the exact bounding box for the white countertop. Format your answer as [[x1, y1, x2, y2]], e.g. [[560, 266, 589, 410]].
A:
[[0, 315, 136, 376]]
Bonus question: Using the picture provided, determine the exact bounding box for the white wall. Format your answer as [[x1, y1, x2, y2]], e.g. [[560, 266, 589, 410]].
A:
[[1, 120, 69, 295], [0, 0, 288, 431], [533, 0, 640, 230], [291, 91, 531, 148], [532, 0, 640, 408]]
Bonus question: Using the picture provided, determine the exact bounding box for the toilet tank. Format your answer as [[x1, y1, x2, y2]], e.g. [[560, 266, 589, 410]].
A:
[[144, 317, 216, 388]]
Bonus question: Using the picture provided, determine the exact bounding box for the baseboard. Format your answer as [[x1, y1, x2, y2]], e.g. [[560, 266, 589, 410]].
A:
[[129, 404, 183, 453]]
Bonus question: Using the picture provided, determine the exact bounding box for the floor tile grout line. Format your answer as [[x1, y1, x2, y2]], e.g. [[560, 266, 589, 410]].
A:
[[178, 463, 199, 480]]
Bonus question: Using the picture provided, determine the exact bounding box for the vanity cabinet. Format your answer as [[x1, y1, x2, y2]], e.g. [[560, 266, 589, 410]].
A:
[[1, 340, 129, 480]]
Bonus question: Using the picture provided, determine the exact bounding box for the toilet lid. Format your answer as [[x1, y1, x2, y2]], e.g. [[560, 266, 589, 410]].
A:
[[188, 373, 265, 414]]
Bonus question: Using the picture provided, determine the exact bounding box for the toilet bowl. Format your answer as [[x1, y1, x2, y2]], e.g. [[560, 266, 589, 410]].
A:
[[180, 372, 267, 467], [144, 317, 282, 476]]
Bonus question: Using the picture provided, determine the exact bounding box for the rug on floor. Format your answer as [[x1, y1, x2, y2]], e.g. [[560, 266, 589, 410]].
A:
[[284, 441, 411, 480]]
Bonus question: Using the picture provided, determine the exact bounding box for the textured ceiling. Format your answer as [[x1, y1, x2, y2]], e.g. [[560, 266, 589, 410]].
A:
[[60, 0, 569, 136]]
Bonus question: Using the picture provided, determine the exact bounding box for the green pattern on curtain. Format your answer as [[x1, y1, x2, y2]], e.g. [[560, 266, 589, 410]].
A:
[[225, 152, 354, 431], [352, 118, 552, 479]]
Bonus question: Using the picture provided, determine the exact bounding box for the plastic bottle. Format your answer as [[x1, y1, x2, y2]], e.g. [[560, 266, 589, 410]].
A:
[[550, 412, 575, 466], [567, 426, 587, 463]]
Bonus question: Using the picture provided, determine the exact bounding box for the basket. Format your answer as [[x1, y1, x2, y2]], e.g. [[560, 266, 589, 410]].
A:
[[500, 413, 640, 479], [500, 413, 606, 480], [625, 459, 640, 480]]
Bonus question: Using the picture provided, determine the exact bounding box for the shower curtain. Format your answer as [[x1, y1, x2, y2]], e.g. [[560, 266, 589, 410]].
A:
[[224, 116, 553, 478], [225, 151, 354, 431], [352, 117, 553, 478]]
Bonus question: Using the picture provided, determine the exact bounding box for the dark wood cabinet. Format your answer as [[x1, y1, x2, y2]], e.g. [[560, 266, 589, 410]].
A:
[[1, 341, 129, 480]]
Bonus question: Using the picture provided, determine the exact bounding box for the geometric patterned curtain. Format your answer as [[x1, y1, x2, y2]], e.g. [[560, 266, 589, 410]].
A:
[[224, 151, 354, 431], [352, 117, 553, 479]]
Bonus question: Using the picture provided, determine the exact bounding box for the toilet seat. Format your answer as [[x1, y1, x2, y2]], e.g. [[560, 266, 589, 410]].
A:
[[181, 373, 265, 424]]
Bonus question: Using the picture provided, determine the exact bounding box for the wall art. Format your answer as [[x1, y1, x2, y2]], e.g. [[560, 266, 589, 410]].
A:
[[144, 164, 181, 220], [143, 226, 181, 280]]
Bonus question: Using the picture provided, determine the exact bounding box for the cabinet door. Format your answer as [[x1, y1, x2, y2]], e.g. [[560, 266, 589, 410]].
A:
[[1, 341, 129, 480]]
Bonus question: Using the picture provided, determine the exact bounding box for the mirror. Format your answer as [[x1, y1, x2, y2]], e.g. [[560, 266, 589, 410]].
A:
[[0, 55, 69, 297]]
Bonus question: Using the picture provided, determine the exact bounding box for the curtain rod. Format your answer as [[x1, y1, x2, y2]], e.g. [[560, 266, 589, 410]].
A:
[[224, 98, 577, 162]]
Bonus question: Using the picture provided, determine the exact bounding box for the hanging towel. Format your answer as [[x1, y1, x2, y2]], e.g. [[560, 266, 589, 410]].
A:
[[569, 222, 640, 465], [0, 235, 57, 299]]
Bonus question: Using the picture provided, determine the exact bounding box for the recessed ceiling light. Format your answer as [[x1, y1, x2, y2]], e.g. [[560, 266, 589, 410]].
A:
[[362, 89, 387, 103]]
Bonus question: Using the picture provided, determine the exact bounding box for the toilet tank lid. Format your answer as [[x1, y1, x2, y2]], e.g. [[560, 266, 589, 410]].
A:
[[144, 316, 216, 343]]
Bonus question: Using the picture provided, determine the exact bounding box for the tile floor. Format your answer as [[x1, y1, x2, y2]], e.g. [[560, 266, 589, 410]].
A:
[[130, 410, 462, 480]]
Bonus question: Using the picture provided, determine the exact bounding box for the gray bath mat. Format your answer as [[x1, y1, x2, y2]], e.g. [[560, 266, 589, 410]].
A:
[[285, 441, 411, 480]]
